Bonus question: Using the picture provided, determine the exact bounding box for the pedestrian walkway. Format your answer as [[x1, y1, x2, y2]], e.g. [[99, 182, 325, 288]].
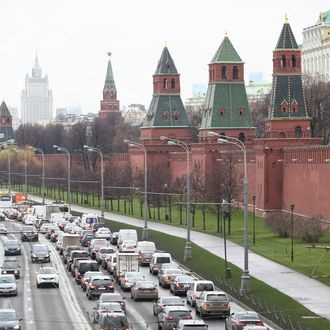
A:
[[31, 196, 330, 321]]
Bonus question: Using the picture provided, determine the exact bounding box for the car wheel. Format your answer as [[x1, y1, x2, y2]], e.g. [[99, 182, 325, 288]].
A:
[[153, 307, 156, 316], [187, 298, 191, 306], [56, 283, 59, 288], [200, 309, 204, 318], [36, 282, 40, 288], [158, 321, 162, 330], [88, 294, 91, 300]]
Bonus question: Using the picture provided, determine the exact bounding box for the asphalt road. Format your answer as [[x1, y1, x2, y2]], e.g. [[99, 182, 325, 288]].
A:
[[1, 215, 262, 330]]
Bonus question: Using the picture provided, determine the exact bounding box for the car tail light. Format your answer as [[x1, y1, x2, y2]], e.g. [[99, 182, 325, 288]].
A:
[[186, 315, 192, 319], [89, 285, 96, 290], [258, 321, 264, 326], [165, 316, 173, 320], [108, 285, 114, 290], [234, 322, 244, 327], [224, 303, 230, 308], [203, 303, 211, 308], [176, 284, 180, 288]]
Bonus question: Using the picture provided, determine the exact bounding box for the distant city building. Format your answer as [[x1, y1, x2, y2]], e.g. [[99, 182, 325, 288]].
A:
[[122, 104, 147, 127], [21, 55, 53, 124], [0, 101, 14, 140], [302, 10, 330, 80], [245, 81, 271, 102], [248, 72, 263, 83], [8, 106, 20, 130], [184, 93, 205, 113], [68, 103, 82, 116], [54, 112, 97, 130], [56, 107, 67, 119]]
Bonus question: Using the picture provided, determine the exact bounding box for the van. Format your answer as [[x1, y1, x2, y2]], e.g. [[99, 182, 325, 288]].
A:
[[75, 260, 99, 284], [149, 252, 172, 275], [81, 214, 98, 229], [117, 229, 137, 247], [186, 280, 215, 307], [31, 244, 50, 263]]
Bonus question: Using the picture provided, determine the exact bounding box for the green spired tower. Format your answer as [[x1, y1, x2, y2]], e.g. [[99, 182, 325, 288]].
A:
[[199, 34, 255, 142]]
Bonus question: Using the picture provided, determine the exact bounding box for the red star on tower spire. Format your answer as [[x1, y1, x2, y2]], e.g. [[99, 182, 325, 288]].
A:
[[107, 51, 112, 57]]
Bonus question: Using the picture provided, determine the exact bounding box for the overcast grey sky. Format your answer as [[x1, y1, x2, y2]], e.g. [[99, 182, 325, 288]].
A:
[[0, 0, 328, 115]]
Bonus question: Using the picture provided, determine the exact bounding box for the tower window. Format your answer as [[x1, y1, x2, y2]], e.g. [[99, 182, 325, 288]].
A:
[[219, 108, 225, 116], [163, 79, 168, 89], [237, 108, 244, 116], [281, 55, 286, 67], [238, 133, 245, 142], [233, 66, 238, 79], [171, 79, 175, 89], [292, 55, 296, 67], [172, 111, 180, 120], [295, 126, 302, 138], [281, 100, 288, 113], [162, 111, 170, 120], [221, 66, 227, 79]]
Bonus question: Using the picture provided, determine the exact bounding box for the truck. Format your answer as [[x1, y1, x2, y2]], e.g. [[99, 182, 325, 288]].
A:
[[60, 234, 80, 255], [114, 252, 139, 284], [34, 203, 70, 220]]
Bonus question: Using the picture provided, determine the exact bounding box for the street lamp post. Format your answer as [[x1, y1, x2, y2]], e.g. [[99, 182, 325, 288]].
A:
[[290, 204, 295, 262], [208, 131, 250, 293], [124, 139, 149, 240], [8, 153, 11, 194], [53, 145, 71, 207], [83, 145, 104, 220], [160, 136, 192, 261], [31, 147, 45, 204], [252, 195, 256, 245]]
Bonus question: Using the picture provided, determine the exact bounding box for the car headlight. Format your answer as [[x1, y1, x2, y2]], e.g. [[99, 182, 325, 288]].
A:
[[32, 254, 36, 257], [14, 271, 18, 273], [13, 325, 20, 330], [46, 255, 49, 258], [2, 271, 6, 274]]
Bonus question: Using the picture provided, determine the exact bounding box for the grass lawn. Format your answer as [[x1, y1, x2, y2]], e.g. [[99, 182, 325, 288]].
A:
[[87, 217, 330, 330], [30, 185, 330, 286]]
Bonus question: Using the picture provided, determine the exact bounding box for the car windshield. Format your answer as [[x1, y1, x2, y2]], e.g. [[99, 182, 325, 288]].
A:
[[33, 245, 47, 253], [101, 248, 115, 254], [72, 252, 89, 258], [0, 311, 16, 321], [157, 257, 170, 263], [39, 268, 56, 274], [86, 218, 97, 224], [93, 278, 112, 285], [85, 272, 103, 279], [161, 297, 184, 305], [0, 276, 15, 283], [2, 261, 19, 269], [6, 241, 18, 247], [206, 293, 227, 301], [165, 269, 182, 275]]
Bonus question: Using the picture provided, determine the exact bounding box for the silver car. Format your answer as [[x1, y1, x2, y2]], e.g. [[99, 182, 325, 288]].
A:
[[158, 306, 192, 330], [130, 280, 158, 301], [0, 274, 17, 296], [0, 309, 22, 329], [153, 296, 186, 316], [92, 302, 123, 323], [120, 271, 145, 291]]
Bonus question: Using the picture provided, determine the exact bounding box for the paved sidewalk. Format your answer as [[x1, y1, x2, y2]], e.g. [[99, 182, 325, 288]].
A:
[[31, 196, 330, 321]]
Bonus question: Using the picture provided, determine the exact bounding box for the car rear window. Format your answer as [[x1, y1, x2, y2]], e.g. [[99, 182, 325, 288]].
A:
[[102, 315, 128, 327], [156, 257, 170, 263], [238, 313, 260, 321], [207, 293, 227, 301], [196, 283, 214, 291], [2, 261, 19, 268], [169, 311, 191, 318], [79, 263, 99, 271], [92, 278, 112, 285], [182, 326, 208, 330], [33, 245, 47, 253]]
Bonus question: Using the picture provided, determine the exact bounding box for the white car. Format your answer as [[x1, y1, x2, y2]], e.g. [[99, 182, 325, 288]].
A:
[[96, 227, 111, 239], [119, 239, 137, 252], [36, 267, 59, 288]]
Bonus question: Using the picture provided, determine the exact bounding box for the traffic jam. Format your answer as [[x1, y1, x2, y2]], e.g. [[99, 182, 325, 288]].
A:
[[0, 201, 268, 330]]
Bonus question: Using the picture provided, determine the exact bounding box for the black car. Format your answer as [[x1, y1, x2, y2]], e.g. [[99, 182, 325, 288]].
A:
[[81, 234, 96, 247], [170, 275, 194, 296], [110, 232, 118, 245], [21, 225, 38, 241], [97, 313, 129, 330], [31, 244, 50, 263], [91, 223, 106, 233], [4, 240, 21, 256], [0, 260, 21, 279]]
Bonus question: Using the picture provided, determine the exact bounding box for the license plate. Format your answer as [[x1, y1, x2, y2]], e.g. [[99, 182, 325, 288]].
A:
[[99, 287, 106, 290]]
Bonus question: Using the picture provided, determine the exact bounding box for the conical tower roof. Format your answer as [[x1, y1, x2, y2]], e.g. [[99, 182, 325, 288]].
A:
[[211, 35, 242, 63], [104, 59, 116, 91], [275, 17, 298, 49], [154, 46, 178, 74], [32, 54, 42, 78], [0, 101, 11, 116]]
